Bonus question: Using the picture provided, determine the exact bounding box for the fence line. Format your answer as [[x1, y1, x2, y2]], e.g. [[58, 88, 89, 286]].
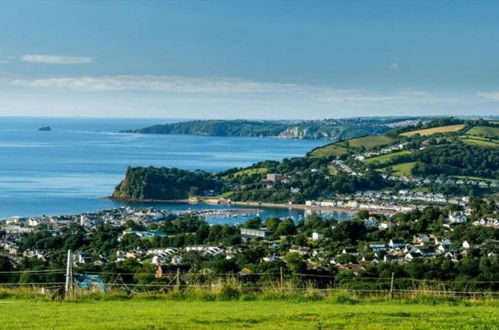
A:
[[1, 269, 499, 284], [0, 282, 498, 296]]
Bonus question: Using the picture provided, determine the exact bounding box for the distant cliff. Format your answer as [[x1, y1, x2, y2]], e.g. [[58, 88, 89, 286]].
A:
[[120, 118, 417, 140]]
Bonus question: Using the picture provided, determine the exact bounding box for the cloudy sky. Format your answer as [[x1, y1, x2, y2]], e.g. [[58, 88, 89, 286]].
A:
[[0, 1, 498, 119]]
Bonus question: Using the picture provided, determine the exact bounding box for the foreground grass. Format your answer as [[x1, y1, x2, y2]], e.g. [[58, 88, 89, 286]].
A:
[[0, 297, 498, 329]]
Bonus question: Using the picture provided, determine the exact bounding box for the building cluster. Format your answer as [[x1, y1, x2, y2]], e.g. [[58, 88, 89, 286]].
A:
[[354, 143, 407, 161], [306, 191, 470, 214]]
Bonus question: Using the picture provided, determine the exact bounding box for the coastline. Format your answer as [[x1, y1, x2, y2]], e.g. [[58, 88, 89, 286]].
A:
[[107, 196, 395, 215]]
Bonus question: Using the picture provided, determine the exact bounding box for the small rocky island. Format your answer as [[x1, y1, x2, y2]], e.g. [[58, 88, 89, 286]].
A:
[[38, 126, 51, 131]]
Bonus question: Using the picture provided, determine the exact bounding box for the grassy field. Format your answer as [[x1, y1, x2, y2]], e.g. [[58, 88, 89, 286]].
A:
[[378, 161, 418, 176], [345, 135, 394, 149], [401, 124, 465, 137], [225, 167, 268, 178], [364, 151, 412, 165], [309, 144, 349, 158], [461, 137, 499, 148], [0, 298, 497, 329], [309, 135, 393, 158], [465, 126, 499, 139]]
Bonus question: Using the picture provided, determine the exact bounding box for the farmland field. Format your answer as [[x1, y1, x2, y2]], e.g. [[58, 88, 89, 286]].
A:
[[227, 167, 268, 178], [0, 298, 497, 329], [364, 151, 412, 165], [309, 144, 349, 157], [379, 161, 418, 176], [461, 138, 499, 148], [400, 124, 465, 137], [465, 126, 499, 139], [345, 135, 394, 149]]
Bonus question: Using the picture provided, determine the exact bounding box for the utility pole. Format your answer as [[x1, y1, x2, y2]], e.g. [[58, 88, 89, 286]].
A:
[[389, 272, 395, 300], [65, 249, 73, 297]]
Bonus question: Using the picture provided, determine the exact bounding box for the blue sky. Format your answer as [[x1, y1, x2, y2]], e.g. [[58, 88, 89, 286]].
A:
[[0, 0, 498, 119]]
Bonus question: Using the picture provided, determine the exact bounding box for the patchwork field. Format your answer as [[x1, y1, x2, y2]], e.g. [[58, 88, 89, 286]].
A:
[[400, 124, 465, 137], [0, 298, 497, 329]]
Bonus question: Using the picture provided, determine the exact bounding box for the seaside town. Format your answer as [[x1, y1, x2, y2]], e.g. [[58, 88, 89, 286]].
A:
[[1, 198, 497, 278]]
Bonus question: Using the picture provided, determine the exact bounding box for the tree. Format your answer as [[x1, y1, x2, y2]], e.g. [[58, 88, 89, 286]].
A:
[[274, 219, 297, 236], [264, 217, 281, 232], [284, 252, 306, 274], [244, 217, 262, 229]]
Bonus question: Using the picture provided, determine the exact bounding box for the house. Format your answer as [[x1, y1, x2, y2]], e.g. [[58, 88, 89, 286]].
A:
[[240, 228, 272, 239], [289, 246, 312, 255], [413, 234, 430, 245], [368, 243, 387, 252], [75, 252, 92, 264], [383, 254, 402, 263], [341, 248, 359, 256], [408, 247, 436, 258], [378, 222, 392, 230], [434, 237, 451, 246], [388, 239, 407, 249], [311, 232, 323, 241], [336, 263, 365, 275], [364, 216, 379, 228], [447, 211, 467, 224], [266, 173, 283, 182], [405, 251, 423, 261]]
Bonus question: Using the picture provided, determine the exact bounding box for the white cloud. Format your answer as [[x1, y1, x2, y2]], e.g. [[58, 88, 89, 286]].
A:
[[10, 75, 297, 93], [21, 54, 93, 65], [477, 91, 499, 101], [4, 73, 495, 119]]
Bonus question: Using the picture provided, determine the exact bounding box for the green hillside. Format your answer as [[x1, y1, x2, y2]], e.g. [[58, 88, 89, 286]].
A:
[[113, 119, 499, 202], [309, 135, 394, 158]]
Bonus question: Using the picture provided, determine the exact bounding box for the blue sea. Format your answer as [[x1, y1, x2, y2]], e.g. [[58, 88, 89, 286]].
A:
[[0, 117, 352, 223]]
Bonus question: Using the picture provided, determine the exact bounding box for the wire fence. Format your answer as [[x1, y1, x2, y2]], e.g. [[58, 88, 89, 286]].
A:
[[0, 269, 498, 298]]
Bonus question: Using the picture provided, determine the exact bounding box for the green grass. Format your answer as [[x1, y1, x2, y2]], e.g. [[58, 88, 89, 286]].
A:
[[465, 126, 499, 140], [226, 167, 268, 178], [379, 161, 418, 176], [309, 144, 349, 158], [401, 124, 465, 137], [0, 298, 497, 329], [364, 151, 412, 165], [461, 137, 499, 148], [345, 135, 394, 149], [219, 191, 234, 198]]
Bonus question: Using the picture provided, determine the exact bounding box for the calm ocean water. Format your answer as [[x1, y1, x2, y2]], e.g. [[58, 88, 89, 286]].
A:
[[0, 117, 352, 223]]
